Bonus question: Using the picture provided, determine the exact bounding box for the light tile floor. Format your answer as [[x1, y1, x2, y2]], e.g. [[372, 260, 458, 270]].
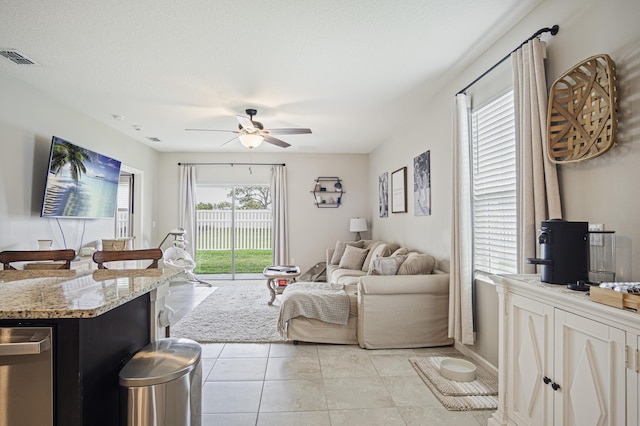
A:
[[166, 282, 495, 426]]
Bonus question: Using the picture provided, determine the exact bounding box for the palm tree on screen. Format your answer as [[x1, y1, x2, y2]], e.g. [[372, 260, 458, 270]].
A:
[[50, 141, 94, 183]]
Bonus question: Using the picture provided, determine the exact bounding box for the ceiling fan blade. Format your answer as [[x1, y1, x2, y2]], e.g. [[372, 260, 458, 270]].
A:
[[221, 136, 239, 147], [263, 134, 291, 148], [264, 128, 312, 135], [236, 115, 256, 131], [185, 128, 238, 133]]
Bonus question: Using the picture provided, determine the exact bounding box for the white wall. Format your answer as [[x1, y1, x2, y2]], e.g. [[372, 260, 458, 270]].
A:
[[370, 0, 640, 366], [156, 152, 369, 272], [0, 72, 161, 252]]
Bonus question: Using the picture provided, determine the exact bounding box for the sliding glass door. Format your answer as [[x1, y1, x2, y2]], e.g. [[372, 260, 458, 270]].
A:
[[195, 184, 272, 279]]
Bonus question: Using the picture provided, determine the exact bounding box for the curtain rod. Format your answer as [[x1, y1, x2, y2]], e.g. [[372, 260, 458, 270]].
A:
[[456, 25, 559, 95], [178, 162, 285, 166]]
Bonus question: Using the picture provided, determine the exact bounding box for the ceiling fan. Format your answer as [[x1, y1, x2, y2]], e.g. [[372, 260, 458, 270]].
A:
[[186, 108, 312, 149]]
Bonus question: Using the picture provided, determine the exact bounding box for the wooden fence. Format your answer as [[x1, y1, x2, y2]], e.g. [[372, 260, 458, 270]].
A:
[[196, 209, 272, 250]]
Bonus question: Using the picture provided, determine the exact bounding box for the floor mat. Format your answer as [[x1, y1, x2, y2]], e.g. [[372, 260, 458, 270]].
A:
[[409, 355, 498, 411]]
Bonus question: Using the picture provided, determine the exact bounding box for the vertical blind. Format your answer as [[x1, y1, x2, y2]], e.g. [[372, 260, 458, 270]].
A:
[[471, 90, 517, 274]]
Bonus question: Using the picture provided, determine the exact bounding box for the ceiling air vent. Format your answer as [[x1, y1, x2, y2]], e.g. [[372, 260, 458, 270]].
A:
[[0, 49, 39, 65], [147, 137, 162, 143]]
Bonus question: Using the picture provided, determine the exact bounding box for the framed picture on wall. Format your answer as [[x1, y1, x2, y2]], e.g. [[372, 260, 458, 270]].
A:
[[413, 150, 431, 216], [379, 172, 389, 218], [391, 167, 407, 213]]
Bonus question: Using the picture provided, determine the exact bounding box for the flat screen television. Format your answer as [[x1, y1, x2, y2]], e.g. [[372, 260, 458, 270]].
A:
[[41, 136, 122, 218]]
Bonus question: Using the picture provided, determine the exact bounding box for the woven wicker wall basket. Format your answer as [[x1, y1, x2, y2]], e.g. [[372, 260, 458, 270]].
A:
[[547, 54, 618, 163]]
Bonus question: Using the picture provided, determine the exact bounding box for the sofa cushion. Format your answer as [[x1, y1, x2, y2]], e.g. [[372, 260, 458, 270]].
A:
[[368, 255, 408, 275], [339, 245, 370, 270], [333, 271, 366, 287], [397, 253, 435, 275], [330, 240, 364, 265]]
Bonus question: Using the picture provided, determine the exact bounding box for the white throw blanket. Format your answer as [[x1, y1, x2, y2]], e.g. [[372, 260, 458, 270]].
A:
[[277, 282, 350, 336]]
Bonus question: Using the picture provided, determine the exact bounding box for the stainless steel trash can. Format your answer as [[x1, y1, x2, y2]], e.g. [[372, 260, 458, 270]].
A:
[[120, 338, 202, 426]]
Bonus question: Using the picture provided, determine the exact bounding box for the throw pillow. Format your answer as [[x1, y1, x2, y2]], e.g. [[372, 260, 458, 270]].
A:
[[363, 243, 387, 272], [391, 247, 409, 257], [397, 253, 436, 275], [330, 240, 364, 265], [368, 255, 408, 275], [338, 245, 370, 270]]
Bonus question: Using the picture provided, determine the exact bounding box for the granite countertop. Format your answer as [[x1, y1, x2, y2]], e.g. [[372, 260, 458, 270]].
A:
[[0, 268, 184, 319], [498, 274, 592, 301]]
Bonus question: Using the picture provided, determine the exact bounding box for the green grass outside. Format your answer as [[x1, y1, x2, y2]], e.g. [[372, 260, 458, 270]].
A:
[[195, 249, 272, 274]]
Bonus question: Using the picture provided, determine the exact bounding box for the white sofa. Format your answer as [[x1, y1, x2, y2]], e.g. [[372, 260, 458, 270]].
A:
[[283, 240, 453, 349]]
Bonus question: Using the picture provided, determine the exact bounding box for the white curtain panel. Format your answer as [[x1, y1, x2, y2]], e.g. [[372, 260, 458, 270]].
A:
[[270, 165, 289, 266], [449, 93, 474, 345], [511, 39, 562, 273], [179, 164, 198, 259]]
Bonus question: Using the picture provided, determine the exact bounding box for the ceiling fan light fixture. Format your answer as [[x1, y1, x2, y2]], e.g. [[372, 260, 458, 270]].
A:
[[238, 133, 264, 149]]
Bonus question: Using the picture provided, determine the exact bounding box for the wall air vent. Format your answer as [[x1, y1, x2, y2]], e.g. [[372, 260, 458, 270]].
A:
[[147, 137, 162, 143], [0, 49, 39, 65]]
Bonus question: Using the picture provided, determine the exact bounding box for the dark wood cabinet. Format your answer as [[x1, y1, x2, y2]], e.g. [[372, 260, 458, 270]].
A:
[[0, 294, 150, 426]]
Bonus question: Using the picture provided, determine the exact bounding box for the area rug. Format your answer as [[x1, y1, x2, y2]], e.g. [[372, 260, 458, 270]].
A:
[[409, 356, 498, 411], [170, 280, 284, 343]]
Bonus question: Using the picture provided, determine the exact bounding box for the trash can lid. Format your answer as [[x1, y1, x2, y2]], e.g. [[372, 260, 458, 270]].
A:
[[119, 338, 201, 387]]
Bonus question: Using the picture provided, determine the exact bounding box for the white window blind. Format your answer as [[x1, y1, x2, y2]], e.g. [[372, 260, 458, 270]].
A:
[[115, 173, 133, 238], [471, 90, 517, 274], [117, 179, 130, 209]]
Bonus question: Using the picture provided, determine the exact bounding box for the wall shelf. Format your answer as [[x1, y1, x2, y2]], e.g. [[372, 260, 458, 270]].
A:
[[311, 177, 344, 208]]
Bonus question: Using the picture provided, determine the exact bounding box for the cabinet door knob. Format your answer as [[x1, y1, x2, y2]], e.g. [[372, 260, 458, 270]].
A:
[[551, 382, 560, 391], [543, 376, 551, 384]]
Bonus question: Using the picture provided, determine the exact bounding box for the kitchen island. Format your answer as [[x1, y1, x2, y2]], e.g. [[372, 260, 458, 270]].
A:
[[0, 268, 183, 426]]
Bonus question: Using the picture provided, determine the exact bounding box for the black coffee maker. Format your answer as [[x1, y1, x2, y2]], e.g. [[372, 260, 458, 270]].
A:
[[526, 219, 589, 285]]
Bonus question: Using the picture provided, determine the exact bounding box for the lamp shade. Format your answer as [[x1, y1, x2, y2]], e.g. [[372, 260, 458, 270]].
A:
[[238, 133, 264, 149], [350, 218, 367, 233]]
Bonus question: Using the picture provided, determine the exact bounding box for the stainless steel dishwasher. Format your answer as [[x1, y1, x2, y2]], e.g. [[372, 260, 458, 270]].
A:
[[0, 327, 53, 426]]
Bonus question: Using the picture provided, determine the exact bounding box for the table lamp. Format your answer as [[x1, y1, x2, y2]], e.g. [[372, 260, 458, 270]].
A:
[[350, 218, 367, 241]]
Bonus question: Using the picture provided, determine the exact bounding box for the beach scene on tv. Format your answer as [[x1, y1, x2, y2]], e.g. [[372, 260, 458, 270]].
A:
[[41, 137, 121, 218]]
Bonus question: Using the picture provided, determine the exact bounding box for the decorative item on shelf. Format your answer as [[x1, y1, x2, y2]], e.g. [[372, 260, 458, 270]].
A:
[[349, 217, 367, 241], [547, 54, 618, 163], [312, 177, 345, 208]]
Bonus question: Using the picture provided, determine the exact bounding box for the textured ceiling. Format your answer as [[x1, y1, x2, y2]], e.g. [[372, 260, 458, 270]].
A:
[[0, 0, 539, 153]]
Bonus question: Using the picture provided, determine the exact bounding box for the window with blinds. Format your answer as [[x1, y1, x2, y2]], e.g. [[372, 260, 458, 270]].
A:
[[115, 173, 133, 238], [471, 90, 517, 274]]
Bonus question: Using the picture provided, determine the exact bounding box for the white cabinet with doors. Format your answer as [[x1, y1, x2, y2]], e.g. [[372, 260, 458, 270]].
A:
[[489, 275, 639, 426]]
